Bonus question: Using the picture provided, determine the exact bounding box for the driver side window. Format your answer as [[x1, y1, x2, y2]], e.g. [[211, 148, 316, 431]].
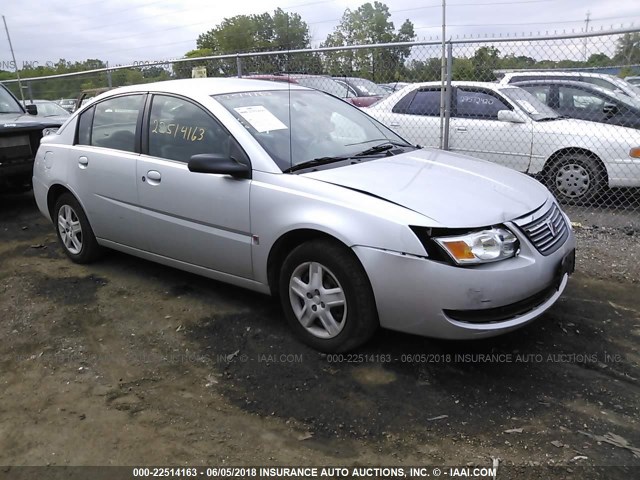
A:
[[148, 95, 233, 163]]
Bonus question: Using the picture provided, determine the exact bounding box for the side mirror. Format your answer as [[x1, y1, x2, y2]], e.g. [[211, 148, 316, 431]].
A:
[[188, 153, 251, 179], [603, 102, 618, 115], [497, 109, 526, 123], [25, 104, 38, 115]]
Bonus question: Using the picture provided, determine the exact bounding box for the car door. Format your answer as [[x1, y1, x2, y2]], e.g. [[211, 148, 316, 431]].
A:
[[136, 93, 253, 278], [70, 94, 146, 249], [375, 88, 442, 148], [449, 87, 533, 172]]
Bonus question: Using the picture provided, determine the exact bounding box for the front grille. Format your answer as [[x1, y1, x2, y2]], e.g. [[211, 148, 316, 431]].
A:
[[0, 134, 33, 166], [519, 203, 568, 256]]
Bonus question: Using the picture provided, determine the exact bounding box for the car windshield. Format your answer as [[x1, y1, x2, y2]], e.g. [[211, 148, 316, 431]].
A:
[[343, 78, 389, 96], [0, 86, 24, 114], [292, 77, 351, 98], [33, 101, 70, 117], [499, 87, 561, 121], [215, 89, 410, 172]]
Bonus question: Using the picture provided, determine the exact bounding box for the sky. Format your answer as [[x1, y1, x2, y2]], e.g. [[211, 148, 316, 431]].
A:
[[1, 0, 640, 68]]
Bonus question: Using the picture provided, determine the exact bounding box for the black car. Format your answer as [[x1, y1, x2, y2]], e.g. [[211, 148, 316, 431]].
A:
[[0, 84, 63, 191], [512, 79, 640, 130]]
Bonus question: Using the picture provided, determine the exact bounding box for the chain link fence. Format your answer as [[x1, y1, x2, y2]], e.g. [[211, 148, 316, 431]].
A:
[[3, 28, 640, 227]]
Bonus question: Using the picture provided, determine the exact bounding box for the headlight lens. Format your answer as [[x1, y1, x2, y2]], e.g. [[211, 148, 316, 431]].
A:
[[434, 228, 519, 265], [42, 127, 59, 136]]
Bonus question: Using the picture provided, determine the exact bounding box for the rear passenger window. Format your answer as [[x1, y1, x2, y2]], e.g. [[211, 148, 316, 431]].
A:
[[407, 90, 442, 116], [91, 95, 143, 152], [391, 90, 417, 114], [456, 89, 510, 119], [392, 89, 441, 116]]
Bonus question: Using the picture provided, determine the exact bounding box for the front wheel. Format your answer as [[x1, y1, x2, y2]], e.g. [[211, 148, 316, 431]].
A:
[[546, 154, 605, 204], [279, 240, 378, 352], [54, 193, 104, 263]]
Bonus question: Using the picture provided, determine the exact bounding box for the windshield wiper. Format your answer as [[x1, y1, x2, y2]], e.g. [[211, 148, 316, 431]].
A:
[[537, 115, 567, 122], [355, 141, 415, 156], [283, 156, 352, 173], [283, 141, 415, 173]]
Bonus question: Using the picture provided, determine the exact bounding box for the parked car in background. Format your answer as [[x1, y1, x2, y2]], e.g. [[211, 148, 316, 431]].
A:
[[25, 100, 71, 122], [366, 81, 640, 203], [33, 78, 575, 351], [512, 79, 640, 130], [625, 76, 640, 86], [0, 84, 62, 192], [332, 76, 388, 106], [56, 98, 76, 113], [245, 74, 372, 106], [499, 71, 640, 100]]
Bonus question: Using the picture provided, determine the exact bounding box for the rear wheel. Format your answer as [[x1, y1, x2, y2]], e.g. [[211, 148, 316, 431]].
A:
[[54, 193, 103, 263], [547, 153, 605, 204], [279, 240, 378, 352]]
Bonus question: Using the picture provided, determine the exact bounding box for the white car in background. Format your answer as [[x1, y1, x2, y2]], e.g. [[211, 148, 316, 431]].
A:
[[499, 71, 640, 100], [366, 81, 640, 202]]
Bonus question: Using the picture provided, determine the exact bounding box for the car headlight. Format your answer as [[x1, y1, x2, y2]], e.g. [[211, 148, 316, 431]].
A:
[[433, 227, 519, 265], [42, 127, 59, 136]]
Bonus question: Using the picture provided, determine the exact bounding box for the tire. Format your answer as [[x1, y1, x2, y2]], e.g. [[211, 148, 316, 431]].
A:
[[546, 153, 605, 204], [279, 239, 378, 352], [53, 193, 103, 263]]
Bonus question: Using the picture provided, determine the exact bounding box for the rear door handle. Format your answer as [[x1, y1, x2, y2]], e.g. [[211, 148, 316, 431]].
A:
[[455, 126, 467, 132], [389, 122, 400, 127], [78, 156, 89, 168], [145, 170, 162, 185]]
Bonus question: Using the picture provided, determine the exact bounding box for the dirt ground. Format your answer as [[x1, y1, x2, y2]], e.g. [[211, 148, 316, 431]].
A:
[[0, 192, 639, 479]]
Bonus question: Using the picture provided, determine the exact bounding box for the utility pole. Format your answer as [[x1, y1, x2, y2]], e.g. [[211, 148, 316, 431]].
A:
[[583, 11, 591, 61], [2, 15, 25, 103]]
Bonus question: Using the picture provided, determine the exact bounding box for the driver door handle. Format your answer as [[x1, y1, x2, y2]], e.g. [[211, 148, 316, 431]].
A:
[[455, 126, 468, 132]]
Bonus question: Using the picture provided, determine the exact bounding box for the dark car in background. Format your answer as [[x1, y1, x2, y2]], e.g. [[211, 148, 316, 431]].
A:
[[332, 76, 388, 106], [513, 79, 640, 130], [0, 84, 63, 191]]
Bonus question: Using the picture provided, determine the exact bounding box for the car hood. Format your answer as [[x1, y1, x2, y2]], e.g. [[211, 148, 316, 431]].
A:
[[304, 148, 549, 227], [534, 117, 640, 139], [0, 112, 62, 130]]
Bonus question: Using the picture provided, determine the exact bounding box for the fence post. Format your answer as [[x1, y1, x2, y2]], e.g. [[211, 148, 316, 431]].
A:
[[106, 62, 113, 88], [443, 42, 453, 151], [237, 56, 243, 78]]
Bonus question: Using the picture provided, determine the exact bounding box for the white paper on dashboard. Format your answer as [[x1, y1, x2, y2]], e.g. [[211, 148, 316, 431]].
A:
[[234, 106, 288, 132], [518, 100, 539, 115]]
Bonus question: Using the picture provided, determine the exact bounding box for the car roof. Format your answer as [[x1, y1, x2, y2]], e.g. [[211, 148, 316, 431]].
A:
[[401, 81, 505, 90], [510, 79, 614, 93], [502, 71, 617, 80], [99, 78, 308, 98]]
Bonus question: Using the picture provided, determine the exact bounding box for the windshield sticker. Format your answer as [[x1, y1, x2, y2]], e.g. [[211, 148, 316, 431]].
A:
[[518, 100, 539, 115], [234, 106, 287, 133]]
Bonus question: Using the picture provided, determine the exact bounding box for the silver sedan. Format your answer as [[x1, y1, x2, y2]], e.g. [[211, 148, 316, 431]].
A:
[[33, 78, 575, 352]]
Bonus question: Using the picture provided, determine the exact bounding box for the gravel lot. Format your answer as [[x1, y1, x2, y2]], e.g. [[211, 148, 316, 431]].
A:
[[0, 192, 638, 480]]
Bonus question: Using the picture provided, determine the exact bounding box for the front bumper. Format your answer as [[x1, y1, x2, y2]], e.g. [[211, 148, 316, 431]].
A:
[[353, 204, 576, 340]]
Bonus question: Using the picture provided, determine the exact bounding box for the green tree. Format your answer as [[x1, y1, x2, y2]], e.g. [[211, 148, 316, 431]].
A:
[[614, 33, 640, 64], [471, 46, 501, 81], [194, 8, 311, 75], [321, 2, 415, 81], [586, 52, 611, 67]]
